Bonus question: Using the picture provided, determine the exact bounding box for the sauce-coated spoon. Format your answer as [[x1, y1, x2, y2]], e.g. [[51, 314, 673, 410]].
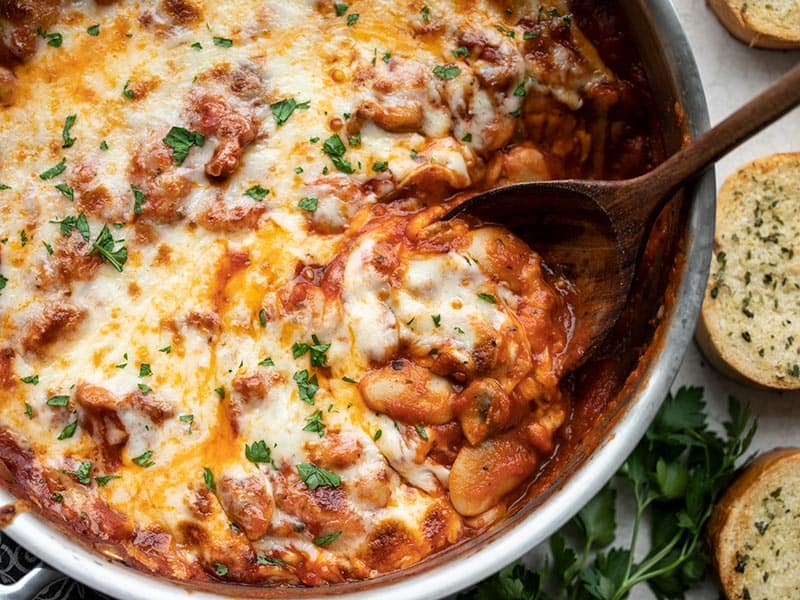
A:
[[446, 62, 800, 369]]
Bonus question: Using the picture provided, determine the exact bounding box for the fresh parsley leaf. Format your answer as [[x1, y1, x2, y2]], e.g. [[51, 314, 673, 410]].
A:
[[298, 197, 318, 212], [346, 13, 359, 26], [122, 80, 135, 99], [39, 158, 66, 180], [293, 370, 319, 404], [132, 450, 155, 468], [303, 410, 326, 437], [322, 134, 353, 174], [63, 460, 92, 484], [296, 462, 340, 489], [214, 562, 229, 576], [313, 531, 341, 546], [99, 140, 109, 151], [431, 314, 441, 327], [89, 224, 127, 272], [0, 274, 6, 291], [212, 36, 233, 47], [46, 395, 69, 407], [61, 114, 77, 148], [342, 376, 357, 384], [24, 403, 33, 419], [58, 420, 78, 440], [257, 556, 287, 568], [203, 467, 215, 490], [55, 183, 74, 200], [139, 363, 152, 377], [131, 184, 147, 215], [415, 424, 429, 440], [421, 6, 430, 22], [87, 24, 100, 36], [270, 98, 309, 126], [244, 185, 270, 201], [478, 292, 497, 304], [372, 161, 389, 172], [453, 45, 471, 58], [214, 386, 225, 399], [50, 213, 90, 241], [245, 440, 271, 464], [433, 64, 461, 80], [21, 374, 39, 385], [258, 308, 267, 327], [334, 2, 349, 16], [95, 474, 120, 486], [259, 357, 275, 366], [163, 126, 205, 166], [373, 429, 382, 441], [137, 383, 152, 394]]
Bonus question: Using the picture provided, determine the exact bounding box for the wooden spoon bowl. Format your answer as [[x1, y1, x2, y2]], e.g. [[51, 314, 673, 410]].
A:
[[447, 61, 800, 368]]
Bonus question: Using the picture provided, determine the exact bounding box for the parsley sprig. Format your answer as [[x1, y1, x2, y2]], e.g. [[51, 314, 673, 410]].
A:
[[464, 387, 757, 600]]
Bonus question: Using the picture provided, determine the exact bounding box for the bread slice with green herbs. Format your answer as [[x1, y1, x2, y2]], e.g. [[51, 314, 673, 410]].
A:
[[696, 153, 800, 389], [708, 0, 800, 49], [707, 448, 800, 600]]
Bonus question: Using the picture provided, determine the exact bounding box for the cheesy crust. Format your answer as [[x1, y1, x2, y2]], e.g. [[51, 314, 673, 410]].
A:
[[0, 0, 658, 586]]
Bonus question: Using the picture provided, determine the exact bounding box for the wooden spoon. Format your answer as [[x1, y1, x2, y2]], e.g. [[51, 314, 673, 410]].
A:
[[446, 62, 800, 369]]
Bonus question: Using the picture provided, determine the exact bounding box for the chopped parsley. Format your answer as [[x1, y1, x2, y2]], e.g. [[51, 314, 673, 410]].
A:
[[190, 41, 202, 50], [132, 450, 155, 468], [55, 183, 74, 201], [137, 383, 152, 394], [495, 24, 516, 38], [313, 531, 341, 546], [322, 134, 353, 174], [334, 3, 349, 16], [214, 562, 229, 576], [50, 213, 89, 241], [203, 467, 215, 490], [523, 30, 540, 40], [270, 98, 310, 126], [303, 410, 326, 437], [139, 365, 152, 382], [373, 429, 382, 441], [372, 161, 389, 172], [477, 292, 497, 304], [298, 196, 318, 212], [453, 45, 471, 58], [257, 556, 287, 568], [21, 374, 39, 385], [64, 460, 92, 484], [421, 6, 431, 22], [296, 462, 340, 489], [42, 241, 54, 254], [38, 28, 62, 47], [162, 126, 205, 166], [0, 183, 9, 190], [214, 386, 225, 399], [179, 414, 194, 434], [461, 133, 473, 143], [0, 274, 6, 291], [58, 420, 78, 440], [245, 440, 271, 464], [293, 370, 319, 404], [131, 184, 147, 215], [24, 403, 33, 419], [212, 36, 233, 47], [244, 185, 270, 201], [342, 376, 357, 384], [46, 395, 69, 407], [39, 158, 66, 180], [433, 64, 461, 80], [87, 24, 100, 36], [122, 80, 135, 99], [258, 308, 267, 327], [432, 314, 441, 327], [99, 140, 109, 151], [61, 114, 77, 148], [382, 51, 391, 63], [346, 13, 359, 26], [513, 81, 527, 97], [159, 345, 171, 354], [259, 357, 275, 367], [415, 423, 429, 440], [95, 474, 120, 486], [90, 224, 127, 272]]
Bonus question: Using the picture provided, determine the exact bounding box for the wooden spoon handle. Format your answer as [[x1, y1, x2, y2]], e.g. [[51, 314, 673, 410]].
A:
[[641, 61, 800, 209]]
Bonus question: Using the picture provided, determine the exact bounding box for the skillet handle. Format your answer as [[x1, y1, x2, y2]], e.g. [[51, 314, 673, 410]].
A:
[[0, 565, 63, 600]]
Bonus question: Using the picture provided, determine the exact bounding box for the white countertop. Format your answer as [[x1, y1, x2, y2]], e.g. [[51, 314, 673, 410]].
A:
[[561, 2, 800, 598]]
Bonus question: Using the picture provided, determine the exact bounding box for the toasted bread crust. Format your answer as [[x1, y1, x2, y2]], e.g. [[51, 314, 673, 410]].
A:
[[707, 448, 800, 600], [707, 0, 800, 49], [697, 153, 800, 390]]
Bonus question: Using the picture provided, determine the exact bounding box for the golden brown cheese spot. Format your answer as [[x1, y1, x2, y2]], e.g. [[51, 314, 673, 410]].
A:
[[197, 197, 267, 232], [216, 473, 274, 541], [306, 433, 363, 469], [36, 232, 102, 289], [159, 0, 202, 25], [22, 303, 86, 356], [360, 519, 426, 572], [75, 383, 129, 471], [176, 519, 208, 546], [130, 135, 192, 223], [0, 347, 16, 390]]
